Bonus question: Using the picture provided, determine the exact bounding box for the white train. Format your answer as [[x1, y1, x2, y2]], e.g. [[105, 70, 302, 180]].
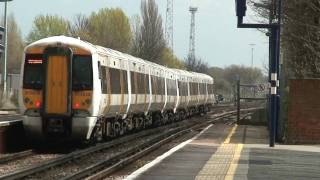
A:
[[19, 36, 215, 141]]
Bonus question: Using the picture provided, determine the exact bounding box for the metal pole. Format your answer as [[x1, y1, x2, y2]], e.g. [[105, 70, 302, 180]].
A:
[[237, 76, 240, 124], [269, 27, 278, 147], [2, 1, 8, 94], [249, 44, 255, 68], [251, 47, 254, 67]]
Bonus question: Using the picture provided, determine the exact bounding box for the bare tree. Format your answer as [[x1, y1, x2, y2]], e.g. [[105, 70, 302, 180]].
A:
[[130, 14, 141, 55], [251, 0, 320, 78], [132, 0, 166, 64], [185, 55, 209, 74], [69, 14, 91, 41]]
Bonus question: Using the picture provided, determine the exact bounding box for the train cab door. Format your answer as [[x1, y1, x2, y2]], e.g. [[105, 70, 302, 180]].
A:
[[43, 47, 72, 116]]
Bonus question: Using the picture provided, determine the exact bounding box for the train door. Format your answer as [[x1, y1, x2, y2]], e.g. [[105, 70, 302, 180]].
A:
[[44, 48, 72, 116]]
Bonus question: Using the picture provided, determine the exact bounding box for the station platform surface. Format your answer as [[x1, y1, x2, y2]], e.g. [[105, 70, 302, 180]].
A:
[[0, 114, 22, 127], [126, 123, 320, 180]]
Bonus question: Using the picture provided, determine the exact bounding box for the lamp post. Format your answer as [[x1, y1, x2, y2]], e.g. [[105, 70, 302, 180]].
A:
[[0, 0, 12, 95], [249, 43, 256, 68]]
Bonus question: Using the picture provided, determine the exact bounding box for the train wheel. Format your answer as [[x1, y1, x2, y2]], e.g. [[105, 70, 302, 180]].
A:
[[152, 112, 161, 127]]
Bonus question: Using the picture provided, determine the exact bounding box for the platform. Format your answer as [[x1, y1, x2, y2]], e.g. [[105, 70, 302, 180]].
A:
[[0, 115, 22, 127], [0, 115, 25, 153], [126, 123, 320, 180]]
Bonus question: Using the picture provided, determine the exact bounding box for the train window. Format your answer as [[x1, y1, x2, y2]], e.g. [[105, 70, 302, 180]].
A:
[[98, 62, 102, 79], [151, 76, 157, 95], [72, 55, 93, 91], [179, 82, 182, 96], [162, 78, 166, 95], [167, 79, 175, 96], [195, 83, 199, 95], [191, 83, 195, 95], [121, 70, 128, 94], [101, 67, 108, 94], [145, 74, 150, 94], [109, 68, 121, 94], [158, 77, 162, 95], [138, 73, 146, 94], [23, 54, 44, 89], [137, 73, 141, 94], [130, 71, 137, 94], [130, 71, 134, 94]]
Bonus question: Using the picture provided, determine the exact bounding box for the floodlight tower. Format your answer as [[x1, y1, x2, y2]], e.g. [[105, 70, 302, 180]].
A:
[[188, 7, 198, 61], [165, 0, 173, 51]]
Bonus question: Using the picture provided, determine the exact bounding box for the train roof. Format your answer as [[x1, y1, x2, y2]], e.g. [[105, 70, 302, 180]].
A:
[[25, 36, 214, 83], [25, 36, 97, 54]]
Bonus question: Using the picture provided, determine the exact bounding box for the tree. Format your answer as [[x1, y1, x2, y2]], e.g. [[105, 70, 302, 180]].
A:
[[161, 48, 185, 69], [69, 14, 91, 41], [250, 0, 320, 78], [208, 65, 266, 98], [132, 0, 166, 64], [208, 67, 231, 96], [185, 55, 209, 74], [88, 8, 132, 53], [130, 14, 141, 55], [27, 14, 70, 43], [0, 14, 24, 73], [7, 14, 24, 73]]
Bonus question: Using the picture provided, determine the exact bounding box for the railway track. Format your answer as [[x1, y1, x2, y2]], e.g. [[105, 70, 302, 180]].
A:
[[0, 114, 201, 180], [67, 113, 235, 180], [77, 109, 255, 180], [0, 150, 34, 164], [0, 108, 244, 180], [0, 106, 259, 180]]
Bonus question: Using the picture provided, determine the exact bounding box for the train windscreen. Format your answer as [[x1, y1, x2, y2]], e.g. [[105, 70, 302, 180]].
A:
[[23, 54, 43, 89], [72, 55, 93, 91]]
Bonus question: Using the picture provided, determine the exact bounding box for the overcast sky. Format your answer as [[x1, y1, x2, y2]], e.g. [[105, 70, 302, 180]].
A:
[[3, 0, 269, 69]]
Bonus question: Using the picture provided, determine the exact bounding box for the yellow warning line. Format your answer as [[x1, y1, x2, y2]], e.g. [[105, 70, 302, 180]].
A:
[[225, 143, 244, 180], [224, 124, 238, 144], [224, 124, 244, 180]]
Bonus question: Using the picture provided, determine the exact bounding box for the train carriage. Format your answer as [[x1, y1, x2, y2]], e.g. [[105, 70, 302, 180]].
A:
[[19, 36, 215, 142]]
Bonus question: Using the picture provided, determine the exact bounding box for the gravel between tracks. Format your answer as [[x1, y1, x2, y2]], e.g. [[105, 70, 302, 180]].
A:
[[30, 133, 164, 180], [0, 153, 60, 175], [0, 106, 238, 179]]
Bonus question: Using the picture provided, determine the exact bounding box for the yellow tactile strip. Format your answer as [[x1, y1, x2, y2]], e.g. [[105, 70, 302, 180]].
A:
[[195, 125, 244, 180]]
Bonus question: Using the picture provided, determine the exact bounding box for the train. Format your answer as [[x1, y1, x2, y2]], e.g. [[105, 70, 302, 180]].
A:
[[18, 36, 215, 142]]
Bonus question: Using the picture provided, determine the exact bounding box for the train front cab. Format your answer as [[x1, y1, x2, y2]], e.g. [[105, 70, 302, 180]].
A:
[[21, 42, 96, 141]]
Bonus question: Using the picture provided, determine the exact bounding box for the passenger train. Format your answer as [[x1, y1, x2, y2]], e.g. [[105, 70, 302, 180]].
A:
[[19, 36, 215, 141]]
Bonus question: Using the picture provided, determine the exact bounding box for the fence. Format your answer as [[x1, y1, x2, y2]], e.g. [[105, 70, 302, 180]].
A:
[[235, 78, 268, 123]]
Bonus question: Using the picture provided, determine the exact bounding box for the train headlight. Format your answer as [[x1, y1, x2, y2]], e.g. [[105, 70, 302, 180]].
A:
[[24, 109, 40, 116], [73, 110, 90, 117]]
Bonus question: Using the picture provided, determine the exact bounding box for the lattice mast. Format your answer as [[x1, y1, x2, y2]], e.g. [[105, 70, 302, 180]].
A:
[[165, 0, 174, 51], [188, 7, 198, 61]]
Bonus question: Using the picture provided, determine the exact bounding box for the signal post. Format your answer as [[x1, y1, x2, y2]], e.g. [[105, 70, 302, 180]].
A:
[[235, 0, 282, 147]]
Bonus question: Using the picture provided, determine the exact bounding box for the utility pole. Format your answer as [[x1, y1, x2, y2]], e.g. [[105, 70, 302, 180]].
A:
[[249, 43, 256, 68], [0, 0, 12, 96], [188, 7, 197, 61], [165, 0, 173, 51]]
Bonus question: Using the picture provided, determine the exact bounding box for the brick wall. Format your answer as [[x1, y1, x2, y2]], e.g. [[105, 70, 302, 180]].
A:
[[287, 79, 320, 144]]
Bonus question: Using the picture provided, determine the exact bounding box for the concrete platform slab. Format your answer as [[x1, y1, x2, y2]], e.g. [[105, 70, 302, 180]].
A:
[[126, 123, 320, 180]]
